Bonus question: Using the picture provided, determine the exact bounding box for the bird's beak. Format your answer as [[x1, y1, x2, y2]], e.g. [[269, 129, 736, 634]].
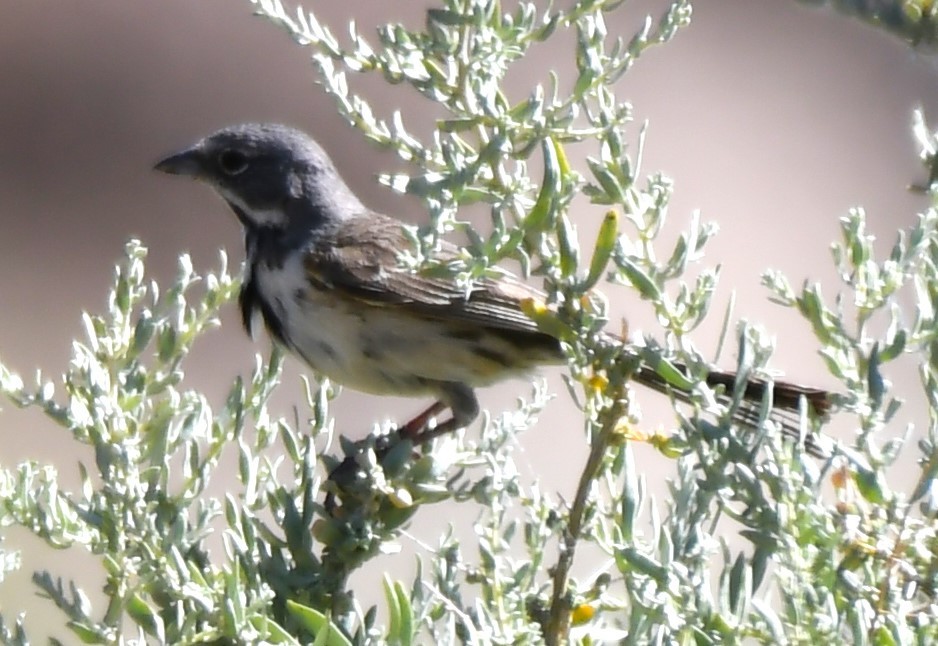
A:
[[153, 146, 205, 177]]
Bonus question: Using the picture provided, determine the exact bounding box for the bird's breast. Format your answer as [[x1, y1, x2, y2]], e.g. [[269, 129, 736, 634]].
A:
[[250, 255, 551, 397], [250, 255, 429, 395]]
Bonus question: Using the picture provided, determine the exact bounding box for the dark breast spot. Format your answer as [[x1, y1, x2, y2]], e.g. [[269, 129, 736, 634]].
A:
[[316, 341, 340, 363], [239, 279, 259, 336], [240, 270, 288, 345], [259, 298, 288, 344], [362, 345, 384, 361]]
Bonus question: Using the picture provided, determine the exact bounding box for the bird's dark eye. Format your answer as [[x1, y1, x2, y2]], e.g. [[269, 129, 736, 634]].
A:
[[218, 149, 249, 175]]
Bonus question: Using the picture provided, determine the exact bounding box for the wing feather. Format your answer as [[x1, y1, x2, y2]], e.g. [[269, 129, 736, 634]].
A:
[[303, 216, 548, 337]]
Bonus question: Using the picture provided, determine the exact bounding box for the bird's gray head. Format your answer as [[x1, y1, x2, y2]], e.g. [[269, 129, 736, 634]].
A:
[[154, 123, 364, 231]]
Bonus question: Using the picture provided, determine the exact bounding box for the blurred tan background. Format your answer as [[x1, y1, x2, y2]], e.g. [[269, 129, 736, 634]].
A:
[[2, 0, 937, 639]]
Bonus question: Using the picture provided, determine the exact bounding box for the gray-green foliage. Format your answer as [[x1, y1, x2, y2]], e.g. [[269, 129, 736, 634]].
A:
[[797, 0, 938, 48], [2, 0, 938, 643]]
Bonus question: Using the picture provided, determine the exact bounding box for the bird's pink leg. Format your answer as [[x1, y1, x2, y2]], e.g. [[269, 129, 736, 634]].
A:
[[398, 401, 448, 440]]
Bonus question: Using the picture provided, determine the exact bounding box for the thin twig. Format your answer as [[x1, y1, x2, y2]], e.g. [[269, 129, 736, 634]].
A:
[[544, 392, 626, 645]]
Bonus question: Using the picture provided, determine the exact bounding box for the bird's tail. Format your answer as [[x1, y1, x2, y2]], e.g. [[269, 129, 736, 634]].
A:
[[632, 362, 832, 458]]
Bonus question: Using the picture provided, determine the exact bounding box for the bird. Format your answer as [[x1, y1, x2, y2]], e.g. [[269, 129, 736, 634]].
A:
[[154, 123, 831, 453]]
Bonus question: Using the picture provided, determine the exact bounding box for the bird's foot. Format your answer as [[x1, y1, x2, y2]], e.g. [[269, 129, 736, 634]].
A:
[[396, 401, 448, 441], [323, 400, 457, 514]]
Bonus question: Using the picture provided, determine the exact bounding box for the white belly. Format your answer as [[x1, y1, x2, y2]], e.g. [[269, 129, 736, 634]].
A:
[[253, 256, 410, 394], [252, 255, 550, 397]]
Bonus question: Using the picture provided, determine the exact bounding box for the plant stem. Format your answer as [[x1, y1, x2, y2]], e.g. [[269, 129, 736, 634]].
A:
[[544, 393, 625, 645]]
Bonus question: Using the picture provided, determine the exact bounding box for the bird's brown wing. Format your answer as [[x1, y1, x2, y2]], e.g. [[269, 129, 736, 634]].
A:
[[303, 215, 550, 338]]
